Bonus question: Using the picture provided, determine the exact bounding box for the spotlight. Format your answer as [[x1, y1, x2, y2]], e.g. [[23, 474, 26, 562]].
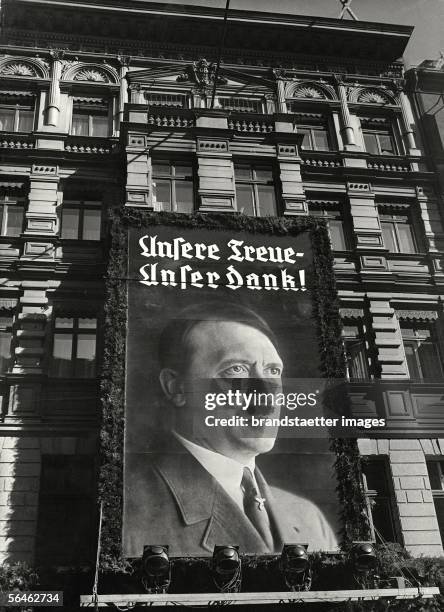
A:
[[350, 542, 378, 588], [280, 544, 311, 591], [141, 545, 170, 593], [212, 546, 241, 593]]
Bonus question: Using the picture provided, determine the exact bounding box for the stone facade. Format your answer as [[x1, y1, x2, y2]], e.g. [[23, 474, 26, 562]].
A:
[[0, 0, 443, 564]]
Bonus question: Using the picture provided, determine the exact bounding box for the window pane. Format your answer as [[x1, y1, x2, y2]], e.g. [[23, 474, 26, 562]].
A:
[[313, 128, 330, 151], [234, 165, 252, 180], [0, 109, 15, 132], [418, 341, 442, 379], [345, 339, 369, 379], [0, 330, 11, 373], [79, 318, 97, 329], [52, 334, 73, 377], [254, 168, 273, 182], [5, 205, 23, 237], [363, 132, 379, 155], [382, 222, 396, 252], [298, 128, 312, 150], [433, 498, 444, 545], [256, 185, 277, 217], [61, 208, 80, 239], [404, 342, 421, 379], [174, 181, 194, 214], [174, 164, 192, 178], [82, 209, 101, 241], [55, 318, 74, 329], [378, 133, 395, 155], [236, 184, 255, 215], [91, 115, 109, 137], [397, 223, 416, 254], [17, 109, 34, 132], [76, 334, 96, 378], [71, 113, 89, 136], [152, 163, 171, 176], [152, 180, 171, 210], [427, 462, 443, 490], [329, 219, 346, 250]]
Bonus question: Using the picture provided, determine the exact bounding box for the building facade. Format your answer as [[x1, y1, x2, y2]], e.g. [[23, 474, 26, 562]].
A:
[[0, 0, 443, 569]]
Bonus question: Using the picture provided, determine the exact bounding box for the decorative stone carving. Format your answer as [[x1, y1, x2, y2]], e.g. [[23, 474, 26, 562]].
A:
[[0, 62, 37, 77], [352, 88, 394, 105], [177, 58, 227, 92], [292, 84, 326, 100], [74, 68, 109, 82], [396, 310, 438, 321]]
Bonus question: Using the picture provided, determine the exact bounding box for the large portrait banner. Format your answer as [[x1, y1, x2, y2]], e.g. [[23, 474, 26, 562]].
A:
[[99, 211, 372, 565]]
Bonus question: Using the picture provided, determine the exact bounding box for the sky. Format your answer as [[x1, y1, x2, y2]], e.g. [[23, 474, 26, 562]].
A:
[[144, 0, 444, 67]]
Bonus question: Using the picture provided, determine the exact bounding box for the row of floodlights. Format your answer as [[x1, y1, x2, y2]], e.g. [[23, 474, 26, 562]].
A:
[[141, 542, 378, 593]]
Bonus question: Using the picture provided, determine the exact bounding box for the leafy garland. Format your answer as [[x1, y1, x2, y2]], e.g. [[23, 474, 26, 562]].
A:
[[99, 209, 370, 570]]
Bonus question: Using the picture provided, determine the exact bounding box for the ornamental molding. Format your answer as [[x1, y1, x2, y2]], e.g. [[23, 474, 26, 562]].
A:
[[62, 62, 118, 84], [348, 86, 396, 105], [396, 310, 438, 321], [176, 58, 227, 92], [340, 308, 365, 319], [0, 57, 49, 79], [286, 81, 337, 101]]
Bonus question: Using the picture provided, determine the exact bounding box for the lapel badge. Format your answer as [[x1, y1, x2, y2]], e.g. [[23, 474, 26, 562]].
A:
[[255, 496, 266, 511]]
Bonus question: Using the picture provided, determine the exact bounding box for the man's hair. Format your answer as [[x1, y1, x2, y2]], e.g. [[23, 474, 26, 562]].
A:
[[158, 301, 278, 372]]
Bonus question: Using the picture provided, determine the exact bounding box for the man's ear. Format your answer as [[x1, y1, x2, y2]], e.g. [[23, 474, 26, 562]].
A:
[[159, 368, 186, 407]]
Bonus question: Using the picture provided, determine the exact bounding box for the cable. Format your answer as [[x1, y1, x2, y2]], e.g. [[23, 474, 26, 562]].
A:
[[210, 0, 231, 109]]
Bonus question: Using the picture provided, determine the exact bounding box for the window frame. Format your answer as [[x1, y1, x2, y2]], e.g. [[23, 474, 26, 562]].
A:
[[0, 196, 25, 237], [297, 124, 332, 152], [49, 314, 98, 379], [341, 319, 370, 380], [0, 311, 13, 375], [360, 117, 400, 156], [70, 101, 110, 138], [151, 160, 195, 213], [426, 459, 444, 546], [0, 99, 35, 133], [362, 457, 401, 544], [234, 162, 279, 217], [308, 202, 350, 251], [379, 207, 419, 254], [59, 200, 103, 241], [401, 323, 444, 381], [217, 96, 264, 113]]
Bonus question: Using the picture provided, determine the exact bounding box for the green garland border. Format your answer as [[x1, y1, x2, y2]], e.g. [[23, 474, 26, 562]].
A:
[[99, 209, 370, 569]]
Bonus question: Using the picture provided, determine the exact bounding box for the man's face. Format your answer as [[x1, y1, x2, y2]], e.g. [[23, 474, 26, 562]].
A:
[[174, 320, 283, 459]]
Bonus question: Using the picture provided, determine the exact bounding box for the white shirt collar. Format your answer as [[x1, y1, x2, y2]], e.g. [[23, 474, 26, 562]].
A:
[[173, 431, 256, 509]]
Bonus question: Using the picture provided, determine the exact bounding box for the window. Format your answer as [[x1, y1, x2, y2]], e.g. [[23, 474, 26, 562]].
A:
[[36, 455, 96, 566], [362, 458, 399, 543], [0, 97, 34, 132], [402, 325, 443, 380], [50, 316, 97, 378], [342, 322, 369, 380], [71, 102, 109, 137], [60, 201, 102, 241], [361, 118, 397, 155], [298, 125, 331, 151], [152, 161, 194, 213], [380, 209, 418, 254], [0, 197, 24, 237], [218, 97, 263, 113], [234, 164, 277, 216], [426, 460, 444, 546], [308, 203, 348, 250], [0, 313, 13, 374]]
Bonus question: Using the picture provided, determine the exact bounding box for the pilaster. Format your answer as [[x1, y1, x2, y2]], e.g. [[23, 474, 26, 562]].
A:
[[125, 134, 150, 207]]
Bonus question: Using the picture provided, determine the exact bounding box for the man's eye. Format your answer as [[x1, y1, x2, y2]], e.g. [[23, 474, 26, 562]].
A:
[[266, 367, 282, 377], [222, 364, 249, 376]]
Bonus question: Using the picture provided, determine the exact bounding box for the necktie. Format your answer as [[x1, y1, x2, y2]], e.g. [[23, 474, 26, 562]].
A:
[[241, 467, 274, 551]]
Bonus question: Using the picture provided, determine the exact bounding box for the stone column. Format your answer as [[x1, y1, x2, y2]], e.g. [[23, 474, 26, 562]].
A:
[[273, 70, 287, 114], [46, 50, 64, 127], [394, 81, 420, 156], [117, 55, 131, 129], [335, 76, 358, 151]]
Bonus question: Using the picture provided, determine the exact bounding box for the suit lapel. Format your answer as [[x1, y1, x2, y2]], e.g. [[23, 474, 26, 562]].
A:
[[154, 449, 271, 554], [256, 468, 286, 550]]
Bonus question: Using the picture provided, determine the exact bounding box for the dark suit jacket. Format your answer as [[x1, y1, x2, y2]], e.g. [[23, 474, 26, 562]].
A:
[[123, 442, 338, 557]]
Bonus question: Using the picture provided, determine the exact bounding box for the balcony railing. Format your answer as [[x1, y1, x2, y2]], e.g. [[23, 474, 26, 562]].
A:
[[64, 136, 119, 154], [0, 132, 35, 149]]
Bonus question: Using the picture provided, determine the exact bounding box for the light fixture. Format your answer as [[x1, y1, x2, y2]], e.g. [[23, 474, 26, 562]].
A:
[[141, 545, 170, 593], [350, 542, 378, 588], [280, 544, 311, 591], [212, 545, 241, 593]]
